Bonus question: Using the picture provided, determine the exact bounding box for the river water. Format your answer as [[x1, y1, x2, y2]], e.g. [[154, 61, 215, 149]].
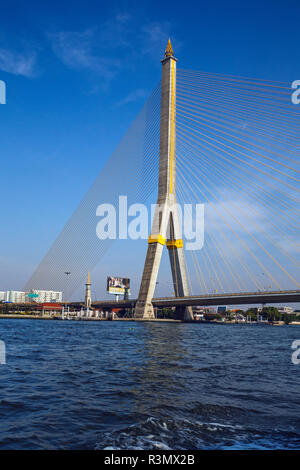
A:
[[0, 319, 299, 450]]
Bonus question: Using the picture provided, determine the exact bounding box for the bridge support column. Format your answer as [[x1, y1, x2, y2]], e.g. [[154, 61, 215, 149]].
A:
[[134, 40, 193, 321]]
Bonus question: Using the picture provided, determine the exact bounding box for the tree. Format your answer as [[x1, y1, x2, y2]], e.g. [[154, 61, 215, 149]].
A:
[[246, 308, 258, 321], [262, 306, 280, 321], [157, 307, 175, 319]]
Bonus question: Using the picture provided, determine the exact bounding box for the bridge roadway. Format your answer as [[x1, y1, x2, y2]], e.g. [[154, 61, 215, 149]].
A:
[[70, 290, 300, 310]]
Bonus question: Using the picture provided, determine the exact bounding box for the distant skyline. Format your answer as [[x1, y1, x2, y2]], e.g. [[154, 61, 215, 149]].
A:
[[0, 0, 299, 300]]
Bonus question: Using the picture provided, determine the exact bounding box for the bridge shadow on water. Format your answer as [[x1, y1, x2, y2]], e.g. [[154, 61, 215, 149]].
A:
[[132, 323, 188, 416]]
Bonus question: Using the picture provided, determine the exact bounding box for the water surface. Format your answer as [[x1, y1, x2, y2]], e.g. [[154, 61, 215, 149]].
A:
[[0, 319, 299, 449]]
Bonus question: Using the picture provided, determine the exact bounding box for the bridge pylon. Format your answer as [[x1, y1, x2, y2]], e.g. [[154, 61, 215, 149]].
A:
[[134, 40, 193, 321]]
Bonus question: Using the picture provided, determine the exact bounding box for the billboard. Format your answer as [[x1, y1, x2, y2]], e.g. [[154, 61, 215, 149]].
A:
[[107, 277, 130, 295]]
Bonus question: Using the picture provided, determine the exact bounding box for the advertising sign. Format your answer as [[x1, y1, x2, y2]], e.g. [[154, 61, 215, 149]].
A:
[[107, 277, 130, 295]]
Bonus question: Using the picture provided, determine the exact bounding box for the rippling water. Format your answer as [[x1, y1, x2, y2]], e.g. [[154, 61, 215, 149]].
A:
[[0, 319, 299, 449]]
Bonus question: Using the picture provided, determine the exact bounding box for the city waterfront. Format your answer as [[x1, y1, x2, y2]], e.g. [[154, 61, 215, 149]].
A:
[[0, 319, 299, 450]]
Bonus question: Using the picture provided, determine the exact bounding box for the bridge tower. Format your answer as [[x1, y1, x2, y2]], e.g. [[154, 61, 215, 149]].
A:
[[85, 272, 92, 309], [134, 40, 193, 321]]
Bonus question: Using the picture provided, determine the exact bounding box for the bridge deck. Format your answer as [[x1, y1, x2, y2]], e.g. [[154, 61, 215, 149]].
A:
[[85, 290, 300, 309]]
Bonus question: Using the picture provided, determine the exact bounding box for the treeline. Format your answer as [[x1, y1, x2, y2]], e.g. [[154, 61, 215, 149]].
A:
[[244, 306, 298, 324], [156, 306, 299, 323]]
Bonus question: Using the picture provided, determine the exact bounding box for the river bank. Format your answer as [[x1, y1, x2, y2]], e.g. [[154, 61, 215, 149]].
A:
[[0, 314, 299, 325]]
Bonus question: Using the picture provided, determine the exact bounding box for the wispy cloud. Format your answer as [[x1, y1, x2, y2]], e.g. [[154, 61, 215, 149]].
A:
[[48, 15, 179, 83], [0, 14, 179, 83], [142, 22, 170, 53], [48, 29, 121, 80], [0, 49, 37, 77], [115, 88, 149, 107], [47, 14, 134, 81], [100, 13, 132, 48], [141, 21, 181, 59]]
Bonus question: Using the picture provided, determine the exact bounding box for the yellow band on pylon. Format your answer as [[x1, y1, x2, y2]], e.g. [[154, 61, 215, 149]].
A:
[[148, 234, 166, 246], [166, 239, 184, 249]]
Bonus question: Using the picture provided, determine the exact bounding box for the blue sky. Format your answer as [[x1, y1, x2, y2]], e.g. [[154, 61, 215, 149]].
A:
[[0, 0, 299, 298]]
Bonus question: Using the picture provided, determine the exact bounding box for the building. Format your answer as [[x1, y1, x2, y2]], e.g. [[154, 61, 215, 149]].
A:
[[193, 313, 204, 321], [6, 291, 27, 303], [35, 303, 63, 316], [278, 306, 294, 315], [0, 289, 63, 303], [28, 290, 63, 303], [193, 306, 217, 315], [217, 306, 227, 314]]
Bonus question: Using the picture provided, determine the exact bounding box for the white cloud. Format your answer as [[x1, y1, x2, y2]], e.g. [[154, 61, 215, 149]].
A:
[[0, 49, 37, 77]]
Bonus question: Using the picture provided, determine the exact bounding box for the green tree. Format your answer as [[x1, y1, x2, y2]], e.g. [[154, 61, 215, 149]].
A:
[[262, 306, 280, 321]]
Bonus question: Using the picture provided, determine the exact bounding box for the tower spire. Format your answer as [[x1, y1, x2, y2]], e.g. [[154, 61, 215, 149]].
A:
[[164, 38, 174, 58], [85, 272, 92, 309]]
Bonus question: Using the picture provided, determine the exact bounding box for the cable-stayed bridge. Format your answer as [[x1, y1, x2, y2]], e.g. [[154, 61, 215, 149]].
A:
[[24, 41, 300, 319]]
